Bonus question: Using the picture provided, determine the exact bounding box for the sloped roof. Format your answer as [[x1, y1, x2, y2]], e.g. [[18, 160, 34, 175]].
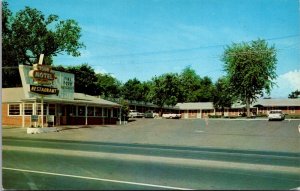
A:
[[176, 102, 214, 110], [74, 93, 120, 107], [253, 98, 300, 107], [2, 87, 120, 107], [2, 87, 25, 103]]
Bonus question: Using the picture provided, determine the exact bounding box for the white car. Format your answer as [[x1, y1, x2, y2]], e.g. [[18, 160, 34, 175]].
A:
[[268, 110, 285, 121], [128, 110, 144, 118], [162, 113, 181, 119]]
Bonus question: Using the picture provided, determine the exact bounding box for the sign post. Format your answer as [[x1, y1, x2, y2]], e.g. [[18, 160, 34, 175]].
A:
[[28, 54, 57, 128]]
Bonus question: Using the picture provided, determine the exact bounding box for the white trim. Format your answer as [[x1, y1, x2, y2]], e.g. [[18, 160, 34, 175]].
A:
[[7, 103, 21, 116]]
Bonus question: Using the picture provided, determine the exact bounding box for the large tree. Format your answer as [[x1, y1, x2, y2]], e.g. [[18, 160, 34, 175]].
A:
[[222, 39, 277, 117], [148, 73, 182, 115], [2, 2, 85, 87]]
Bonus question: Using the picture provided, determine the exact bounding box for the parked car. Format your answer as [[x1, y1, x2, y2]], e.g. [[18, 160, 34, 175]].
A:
[[268, 110, 285, 121], [144, 110, 159, 118], [128, 110, 144, 118], [162, 112, 181, 119]]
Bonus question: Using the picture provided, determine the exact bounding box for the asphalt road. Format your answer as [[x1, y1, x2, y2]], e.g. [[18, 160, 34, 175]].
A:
[[2, 119, 300, 190]]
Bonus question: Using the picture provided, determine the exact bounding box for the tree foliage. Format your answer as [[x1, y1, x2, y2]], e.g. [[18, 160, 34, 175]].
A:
[[288, 90, 300, 99], [213, 77, 235, 115], [121, 78, 144, 101], [2, 1, 85, 87], [179, 66, 215, 102], [54, 64, 99, 95], [96, 73, 121, 98], [179, 66, 201, 102], [222, 39, 277, 116], [148, 73, 182, 115]]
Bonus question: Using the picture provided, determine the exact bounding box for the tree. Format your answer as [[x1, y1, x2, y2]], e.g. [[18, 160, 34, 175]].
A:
[[288, 90, 300, 99], [54, 64, 100, 96], [2, 2, 85, 87], [121, 78, 144, 101], [179, 66, 202, 102], [197, 76, 215, 102], [148, 73, 182, 115], [2, 1, 22, 87], [213, 77, 235, 116], [222, 39, 277, 117], [95, 73, 121, 98]]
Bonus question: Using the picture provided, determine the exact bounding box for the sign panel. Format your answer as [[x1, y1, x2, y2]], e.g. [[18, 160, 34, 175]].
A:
[[30, 85, 59, 95], [19, 65, 75, 100], [47, 115, 55, 123], [31, 115, 39, 122]]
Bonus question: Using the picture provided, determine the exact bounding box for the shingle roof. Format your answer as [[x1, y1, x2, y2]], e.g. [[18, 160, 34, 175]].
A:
[[2, 87, 25, 103], [2, 87, 120, 107], [176, 102, 214, 110], [253, 98, 300, 107]]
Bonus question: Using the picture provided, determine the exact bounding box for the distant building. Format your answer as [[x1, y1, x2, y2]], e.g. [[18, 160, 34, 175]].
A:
[[176, 99, 300, 119]]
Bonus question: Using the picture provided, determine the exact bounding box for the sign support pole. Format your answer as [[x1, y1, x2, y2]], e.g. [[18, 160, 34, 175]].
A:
[[41, 95, 44, 128]]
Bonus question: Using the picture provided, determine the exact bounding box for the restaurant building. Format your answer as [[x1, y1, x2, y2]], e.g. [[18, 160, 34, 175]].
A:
[[2, 64, 120, 128]]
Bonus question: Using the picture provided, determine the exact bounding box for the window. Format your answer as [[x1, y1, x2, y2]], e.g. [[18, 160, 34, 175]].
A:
[[24, 104, 33, 115], [95, 107, 103, 116], [36, 104, 47, 115], [9, 104, 20, 115], [49, 104, 56, 115], [103, 108, 108, 117], [78, 106, 86, 116], [290, 107, 295, 114], [87, 106, 94, 116], [70, 106, 77, 116], [113, 108, 118, 117]]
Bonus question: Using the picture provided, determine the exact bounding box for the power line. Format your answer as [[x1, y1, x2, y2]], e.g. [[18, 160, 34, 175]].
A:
[[94, 34, 299, 59]]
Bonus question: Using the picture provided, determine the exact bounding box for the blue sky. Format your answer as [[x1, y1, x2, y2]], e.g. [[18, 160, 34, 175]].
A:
[[8, 0, 300, 98]]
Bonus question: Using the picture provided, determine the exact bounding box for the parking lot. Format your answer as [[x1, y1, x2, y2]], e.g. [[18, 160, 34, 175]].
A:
[[3, 118, 300, 153]]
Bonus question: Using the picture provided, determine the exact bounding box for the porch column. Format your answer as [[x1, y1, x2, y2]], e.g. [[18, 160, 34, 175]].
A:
[[22, 102, 25, 128], [41, 96, 44, 128], [119, 107, 122, 124]]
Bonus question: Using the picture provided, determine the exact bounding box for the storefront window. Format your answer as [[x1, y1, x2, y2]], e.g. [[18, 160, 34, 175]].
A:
[[113, 108, 118, 117], [87, 106, 94, 116], [103, 108, 108, 117], [95, 107, 102, 116], [37, 104, 47, 115], [9, 104, 20, 115], [24, 104, 33, 115], [70, 106, 77, 116], [78, 106, 86, 116], [49, 104, 56, 115]]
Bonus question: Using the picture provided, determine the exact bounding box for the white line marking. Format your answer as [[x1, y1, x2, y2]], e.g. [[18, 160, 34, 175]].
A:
[[195, 130, 204, 133], [3, 146, 300, 175], [2, 167, 192, 190]]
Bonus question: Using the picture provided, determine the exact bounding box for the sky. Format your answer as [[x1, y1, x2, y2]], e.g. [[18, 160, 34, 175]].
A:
[[8, 0, 300, 98]]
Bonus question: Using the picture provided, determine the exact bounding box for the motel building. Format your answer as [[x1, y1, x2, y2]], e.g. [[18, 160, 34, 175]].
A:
[[2, 64, 121, 128], [176, 99, 300, 119]]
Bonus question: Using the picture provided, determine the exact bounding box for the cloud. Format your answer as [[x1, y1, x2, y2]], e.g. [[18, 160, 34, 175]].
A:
[[270, 70, 300, 98]]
